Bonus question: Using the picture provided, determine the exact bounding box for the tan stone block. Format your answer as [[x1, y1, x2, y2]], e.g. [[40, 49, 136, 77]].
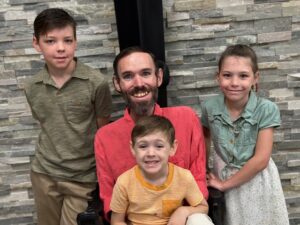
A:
[[257, 31, 292, 43], [174, 0, 215, 11]]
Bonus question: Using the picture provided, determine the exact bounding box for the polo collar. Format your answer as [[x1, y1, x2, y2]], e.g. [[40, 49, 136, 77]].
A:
[[123, 103, 162, 122], [32, 58, 89, 85]]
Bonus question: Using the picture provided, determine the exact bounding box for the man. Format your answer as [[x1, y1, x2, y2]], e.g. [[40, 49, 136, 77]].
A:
[[94, 46, 209, 224]]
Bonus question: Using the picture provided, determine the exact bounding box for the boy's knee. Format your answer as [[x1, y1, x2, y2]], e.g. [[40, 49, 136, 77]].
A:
[[186, 213, 214, 225]]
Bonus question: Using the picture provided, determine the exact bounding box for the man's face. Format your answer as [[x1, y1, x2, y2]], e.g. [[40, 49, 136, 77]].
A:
[[114, 52, 163, 117]]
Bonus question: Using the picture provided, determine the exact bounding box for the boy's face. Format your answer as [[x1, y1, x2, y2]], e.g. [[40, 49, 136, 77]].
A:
[[33, 25, 77, 71], [130, 131, 177, 181]]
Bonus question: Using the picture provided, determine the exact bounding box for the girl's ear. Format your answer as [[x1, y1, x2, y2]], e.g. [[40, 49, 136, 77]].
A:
[[169, 139, 178, 157]]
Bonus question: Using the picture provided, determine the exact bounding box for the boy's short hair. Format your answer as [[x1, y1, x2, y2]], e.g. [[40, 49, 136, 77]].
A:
[[33, 8, 77, 41], [131, 115, 175, 146]]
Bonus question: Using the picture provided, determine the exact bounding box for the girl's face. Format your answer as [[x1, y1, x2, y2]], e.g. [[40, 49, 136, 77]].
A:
[[217, 56, 259, 106]]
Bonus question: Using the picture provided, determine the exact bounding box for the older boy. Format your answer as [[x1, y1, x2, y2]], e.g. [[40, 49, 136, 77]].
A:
[[110, 115, 213, 225], [24, 8, 112, 225]]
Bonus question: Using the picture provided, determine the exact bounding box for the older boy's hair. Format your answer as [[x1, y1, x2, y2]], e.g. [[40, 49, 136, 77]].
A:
[[33, 8, 77, 41], [113, 46, 159, 78], [131, 115, 175, 146]]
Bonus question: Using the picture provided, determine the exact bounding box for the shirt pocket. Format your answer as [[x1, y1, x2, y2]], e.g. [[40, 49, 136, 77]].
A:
[[209, 116, 228, 144], [65, 96, 93, 124], [236, 120, 258, 146], [162, 199, 182, 217]]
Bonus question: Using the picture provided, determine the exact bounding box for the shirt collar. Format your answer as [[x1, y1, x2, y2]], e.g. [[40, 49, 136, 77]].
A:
[[211, 91, 258, 123], [123, 103, 162, 122], [32, 58, 89, 85]]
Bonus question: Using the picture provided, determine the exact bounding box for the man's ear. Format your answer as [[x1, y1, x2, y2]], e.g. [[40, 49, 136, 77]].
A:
[[157, 68, 163, 87], [112, 76, 121, 93], [170, 139, 178, 157], [130, 141, 136, 156], [32, 36, 41, 53]]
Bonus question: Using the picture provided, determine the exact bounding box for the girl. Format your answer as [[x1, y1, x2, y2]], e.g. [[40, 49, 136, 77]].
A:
[[201, 44, 289, 225]]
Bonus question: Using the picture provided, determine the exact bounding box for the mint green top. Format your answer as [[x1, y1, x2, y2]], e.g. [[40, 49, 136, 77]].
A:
[[201, 91, 280, 177], [24, 60, 112, 183]]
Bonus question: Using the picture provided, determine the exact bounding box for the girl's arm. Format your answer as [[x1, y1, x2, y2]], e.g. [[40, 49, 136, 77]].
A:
[[111, 212, 127, 225], [167, 199, 209, 225], [207, 127, 274, 191]]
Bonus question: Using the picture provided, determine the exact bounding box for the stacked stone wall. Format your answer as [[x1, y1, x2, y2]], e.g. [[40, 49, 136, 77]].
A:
[[0, 0, 299, 224]]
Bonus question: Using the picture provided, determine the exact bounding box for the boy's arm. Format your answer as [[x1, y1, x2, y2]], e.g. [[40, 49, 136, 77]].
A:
[[111, 212, 127, 225], [167, 200, 209, 225]]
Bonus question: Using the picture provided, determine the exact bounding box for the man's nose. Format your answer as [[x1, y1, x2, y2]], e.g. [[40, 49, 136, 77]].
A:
[[133, 75, 144, 87]]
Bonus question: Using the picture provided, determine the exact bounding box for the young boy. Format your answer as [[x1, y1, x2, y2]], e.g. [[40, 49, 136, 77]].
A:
[[24, 8, 112, 225], [110, 115, 213, 225]]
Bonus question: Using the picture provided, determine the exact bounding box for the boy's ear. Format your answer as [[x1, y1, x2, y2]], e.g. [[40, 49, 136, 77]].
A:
[[170, 139, 178, 157], [157, 68, 163, 87], [130, 141, 136, 156], [32, 36, 41, 53]]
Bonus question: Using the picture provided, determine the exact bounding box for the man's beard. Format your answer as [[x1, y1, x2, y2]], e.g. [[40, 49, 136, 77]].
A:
[[123, 86, 158, 117]]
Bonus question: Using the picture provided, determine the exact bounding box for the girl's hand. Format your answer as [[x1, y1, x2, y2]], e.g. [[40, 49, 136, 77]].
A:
[[206, 172, 226, 192]]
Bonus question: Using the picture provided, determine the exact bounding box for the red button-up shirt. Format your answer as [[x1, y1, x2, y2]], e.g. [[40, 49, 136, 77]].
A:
[[94, 104, 208, 219]]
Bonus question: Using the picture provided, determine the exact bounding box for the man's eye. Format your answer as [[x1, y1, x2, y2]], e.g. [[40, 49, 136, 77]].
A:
[[122, 74, 133, 80], [142, 71, 151, 76]]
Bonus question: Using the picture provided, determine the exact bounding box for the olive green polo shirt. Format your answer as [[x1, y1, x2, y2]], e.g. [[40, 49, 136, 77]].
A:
[[201, 91, 280, 179], [24, 60, 112, 183]]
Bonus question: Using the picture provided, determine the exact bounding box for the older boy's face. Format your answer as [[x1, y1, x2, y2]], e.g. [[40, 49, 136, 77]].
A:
[[113, 52, 163, 117], [130, 131, 177, 181], [33, 25, 77, 71]]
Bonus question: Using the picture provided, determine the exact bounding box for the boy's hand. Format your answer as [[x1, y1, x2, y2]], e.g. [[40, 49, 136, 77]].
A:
[[167, 206, 189, 225]]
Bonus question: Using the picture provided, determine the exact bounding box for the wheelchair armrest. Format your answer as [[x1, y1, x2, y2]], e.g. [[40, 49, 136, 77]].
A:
[[77, 185, 105, 225], [208, 187, 225, 225]]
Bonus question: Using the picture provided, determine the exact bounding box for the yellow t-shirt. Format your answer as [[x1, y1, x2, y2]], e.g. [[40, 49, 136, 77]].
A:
[[110, 163, 204, 225]]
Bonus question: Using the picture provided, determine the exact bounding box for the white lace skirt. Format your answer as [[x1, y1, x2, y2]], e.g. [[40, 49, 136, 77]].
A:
[[212, 153, 290, 225]]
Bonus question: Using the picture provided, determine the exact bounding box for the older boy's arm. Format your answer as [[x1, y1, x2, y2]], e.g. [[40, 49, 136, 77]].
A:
[[111, 212, 127, 225], [96, 116, 110, 128], [167, 200, 209, 225]]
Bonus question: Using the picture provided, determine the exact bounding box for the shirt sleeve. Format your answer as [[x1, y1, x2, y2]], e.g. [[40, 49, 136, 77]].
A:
[[258, 100, 281, 129], [110, 178, 129, 214], [94, 130, 115, 220], [185, 171, 204, 206], [94, 79, 113, 118], [190, 112, 208, 199]]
